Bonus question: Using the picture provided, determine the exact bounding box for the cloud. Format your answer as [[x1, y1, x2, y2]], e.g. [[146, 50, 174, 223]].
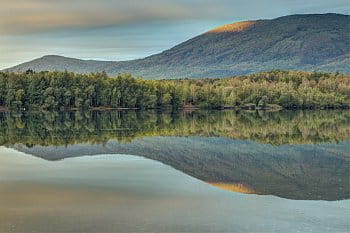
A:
[[2, 0, 348, 35], [0, 0, 204, 34]]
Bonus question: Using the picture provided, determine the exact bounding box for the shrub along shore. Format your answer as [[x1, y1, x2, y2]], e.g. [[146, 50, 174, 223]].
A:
[[0, 70, 349, 110]]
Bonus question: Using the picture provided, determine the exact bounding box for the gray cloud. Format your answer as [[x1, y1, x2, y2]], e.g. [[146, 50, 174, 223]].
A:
[[1, 0, 349, 35], [0, 0, 213, 34]]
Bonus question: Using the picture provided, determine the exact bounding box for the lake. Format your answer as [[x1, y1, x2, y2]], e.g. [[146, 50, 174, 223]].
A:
[[0, 110, 349, 233]]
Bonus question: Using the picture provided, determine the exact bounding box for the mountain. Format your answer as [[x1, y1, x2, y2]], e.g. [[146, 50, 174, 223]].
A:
[[4, 13, 350, 79]]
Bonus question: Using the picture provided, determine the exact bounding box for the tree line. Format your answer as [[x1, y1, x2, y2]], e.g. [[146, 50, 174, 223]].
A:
[[0, 70, 349, 110]]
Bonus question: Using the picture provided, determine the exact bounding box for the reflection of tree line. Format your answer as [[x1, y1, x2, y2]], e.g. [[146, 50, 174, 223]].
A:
[[0, 110, 349, 146]]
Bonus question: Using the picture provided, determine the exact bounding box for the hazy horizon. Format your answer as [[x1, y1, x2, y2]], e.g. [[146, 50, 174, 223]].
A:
[[1, 0, 349, 69]]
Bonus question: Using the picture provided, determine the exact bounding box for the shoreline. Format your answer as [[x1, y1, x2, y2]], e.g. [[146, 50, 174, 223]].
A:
[[0, 107, 348, 113]]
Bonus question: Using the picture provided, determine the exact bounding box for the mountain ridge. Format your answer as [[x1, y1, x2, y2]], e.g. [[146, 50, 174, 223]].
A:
[[4, 13, 350, 79]]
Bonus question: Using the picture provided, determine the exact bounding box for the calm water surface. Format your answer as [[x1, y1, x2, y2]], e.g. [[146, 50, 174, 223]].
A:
[[0, 110, 349, 233]]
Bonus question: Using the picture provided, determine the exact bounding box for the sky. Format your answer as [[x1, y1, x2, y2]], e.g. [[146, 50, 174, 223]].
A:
[[1, 0, 349, 69]]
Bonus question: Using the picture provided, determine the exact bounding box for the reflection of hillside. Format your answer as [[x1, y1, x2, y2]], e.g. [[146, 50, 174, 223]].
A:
[[1, 110, 349, 146], [14, 137, 350, 201], [208, 183, 256, 194]]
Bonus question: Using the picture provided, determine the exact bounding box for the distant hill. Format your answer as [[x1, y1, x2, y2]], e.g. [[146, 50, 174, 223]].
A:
[[4, 13, 350, 79]]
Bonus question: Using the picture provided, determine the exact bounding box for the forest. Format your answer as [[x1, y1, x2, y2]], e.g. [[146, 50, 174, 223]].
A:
[[0, 70, 349, 110]]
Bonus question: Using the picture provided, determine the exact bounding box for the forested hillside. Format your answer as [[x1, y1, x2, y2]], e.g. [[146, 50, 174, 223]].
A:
[[0, 70, 349, 110]]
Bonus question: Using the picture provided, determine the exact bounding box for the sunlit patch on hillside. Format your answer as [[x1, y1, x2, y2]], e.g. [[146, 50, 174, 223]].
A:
[[207, 21, 256, 33]]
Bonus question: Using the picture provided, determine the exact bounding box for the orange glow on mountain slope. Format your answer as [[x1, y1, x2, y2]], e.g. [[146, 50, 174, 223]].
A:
[[208, 21, 256, 33]]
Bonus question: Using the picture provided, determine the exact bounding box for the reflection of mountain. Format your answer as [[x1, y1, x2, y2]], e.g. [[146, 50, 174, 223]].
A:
[[4, 110, 350, 200], [1, 110, 349, 146], [208, 183, 256, 194], [13, 137, 350, 201]]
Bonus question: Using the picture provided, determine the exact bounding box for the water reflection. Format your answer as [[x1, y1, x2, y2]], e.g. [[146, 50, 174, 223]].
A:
[[2, 110, 350, 201], [0, 110, 349, 146], [1, 150, 348, 233]]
